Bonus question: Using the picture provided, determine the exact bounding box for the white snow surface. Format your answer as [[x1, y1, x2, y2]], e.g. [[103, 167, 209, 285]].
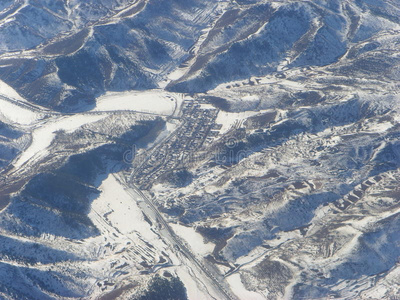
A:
[[94, 89, 184, 116], [227, 274, 266, 300], [89, 175, 160, 240], [215, 110, 259, 135], [0, 80, 24, 101], [170, 223, 214, 257], [89, 175, 221, 300], [13, 114, 106, 168], [175, 267, 215, 300], [0, 97, 41, 126]]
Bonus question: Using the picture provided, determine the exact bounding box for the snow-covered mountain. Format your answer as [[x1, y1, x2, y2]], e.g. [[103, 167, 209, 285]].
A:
[[0, 0, 400, 299], [0, 0, 223, 111]]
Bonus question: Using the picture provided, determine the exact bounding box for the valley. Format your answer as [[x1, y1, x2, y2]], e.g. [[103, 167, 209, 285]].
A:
[[0, 0, 400, 299]]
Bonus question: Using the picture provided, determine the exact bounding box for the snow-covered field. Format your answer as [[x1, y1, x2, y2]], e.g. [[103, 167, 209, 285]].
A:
[[89, 174, 162, 242], [0, 80, 24, 101], [93, 90, 184, 116], [88, 174, 226, 300], [215, 110, 259, 134], [0, 97, 42, 126], [13, 114, 106, 168], [170, 223, 214, 257], [227, 274, 265, 300]]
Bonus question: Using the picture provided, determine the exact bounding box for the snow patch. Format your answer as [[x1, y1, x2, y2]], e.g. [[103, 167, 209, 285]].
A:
[[89, 175, 157, 238], [241, 95, 260, 102], [175, 268, 215, 300], [0, 98, 41, 126], [170, 223, 214, 257], [0, 80, 24, 101], [215, 111, 259, 135], [13, 114, 106, 168], [227, 273, 266, 300], [94, 90, 184, 116]]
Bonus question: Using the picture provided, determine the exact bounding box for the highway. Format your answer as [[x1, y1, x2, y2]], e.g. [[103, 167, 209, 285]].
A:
[[118, 174, 236, 300]]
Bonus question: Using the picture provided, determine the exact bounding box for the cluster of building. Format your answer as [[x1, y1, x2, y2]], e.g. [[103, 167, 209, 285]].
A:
[[132, 100, 220, 189]]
